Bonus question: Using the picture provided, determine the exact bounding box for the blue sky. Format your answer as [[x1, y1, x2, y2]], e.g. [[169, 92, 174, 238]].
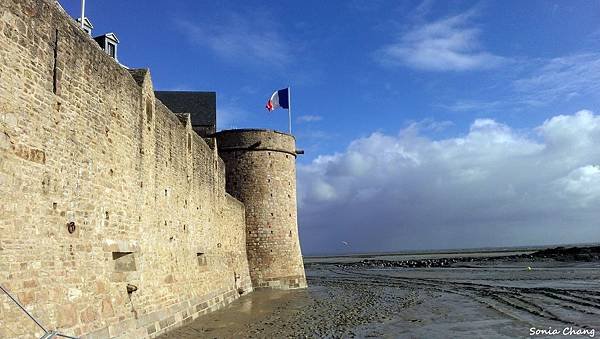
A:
[[60, 1, 600, 254]]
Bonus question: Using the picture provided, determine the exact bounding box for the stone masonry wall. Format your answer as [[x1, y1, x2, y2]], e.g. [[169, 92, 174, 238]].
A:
[[0, 0, 252, 338], [215, 129, 307, 289]]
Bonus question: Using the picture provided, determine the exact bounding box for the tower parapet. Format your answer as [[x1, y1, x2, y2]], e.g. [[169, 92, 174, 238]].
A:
[[215, 129, 307, 289]]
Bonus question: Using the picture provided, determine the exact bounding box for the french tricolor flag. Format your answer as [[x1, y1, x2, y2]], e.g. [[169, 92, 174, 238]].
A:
[[266, 88, 289, 112]]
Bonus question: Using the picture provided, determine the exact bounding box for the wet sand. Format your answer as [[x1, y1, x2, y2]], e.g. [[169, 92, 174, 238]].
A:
[[159, 251, 600, 338]]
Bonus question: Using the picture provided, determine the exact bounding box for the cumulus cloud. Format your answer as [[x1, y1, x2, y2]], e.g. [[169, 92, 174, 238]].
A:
[[555, 165, 600, 207], [375, 9, 506, 71], [298, 110, 600, 254], [177, 14, 292, 66]]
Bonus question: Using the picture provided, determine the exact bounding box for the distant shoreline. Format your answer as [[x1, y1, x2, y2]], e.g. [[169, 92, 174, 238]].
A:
[[303, 242, 600, 259]]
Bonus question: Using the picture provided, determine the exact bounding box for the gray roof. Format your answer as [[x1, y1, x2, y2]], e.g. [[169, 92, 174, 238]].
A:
[[154, 91, 216, 127]]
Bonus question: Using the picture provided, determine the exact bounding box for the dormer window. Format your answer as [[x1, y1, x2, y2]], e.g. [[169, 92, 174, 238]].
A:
[[93, 33, 120, 60], [107, 42, 116, 58], [76, 17, 94, 36]]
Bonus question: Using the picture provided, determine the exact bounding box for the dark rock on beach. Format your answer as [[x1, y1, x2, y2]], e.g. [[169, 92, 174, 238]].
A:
[[332, 246, 600, 269], [530, 246, 600, 261]]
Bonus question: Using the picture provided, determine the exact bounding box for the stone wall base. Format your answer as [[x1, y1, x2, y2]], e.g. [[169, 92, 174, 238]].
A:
[[255, 275, 308, 290], [83, 283, 253, 339]]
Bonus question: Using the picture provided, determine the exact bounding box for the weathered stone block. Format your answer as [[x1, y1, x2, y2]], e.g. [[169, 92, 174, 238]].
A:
[[58, 303, 78, 328]]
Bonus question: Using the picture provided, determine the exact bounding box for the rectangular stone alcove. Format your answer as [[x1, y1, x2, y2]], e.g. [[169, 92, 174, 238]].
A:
[[113, 252, 136, 272], [103, 240, 140, 277], [197, 252, 207, 270]]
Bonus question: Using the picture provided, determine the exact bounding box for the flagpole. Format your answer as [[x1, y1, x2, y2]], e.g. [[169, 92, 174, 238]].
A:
[[288, 86, 292, 134], [80, 0, 86, 28]]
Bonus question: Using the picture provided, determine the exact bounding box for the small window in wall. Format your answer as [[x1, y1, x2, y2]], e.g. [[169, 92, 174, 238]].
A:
[[197, 253, 207, 267], [112, 252, 136, 272], [187, 134, 192, 152]]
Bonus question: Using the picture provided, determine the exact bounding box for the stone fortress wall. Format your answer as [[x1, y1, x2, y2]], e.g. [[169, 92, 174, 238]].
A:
[[216, 130, 307, 289], [0, 0, 295, 337]]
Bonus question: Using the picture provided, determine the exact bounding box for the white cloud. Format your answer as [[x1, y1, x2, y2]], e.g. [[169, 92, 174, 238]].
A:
[[437, 100, 504, 113], [439, 53, 600, 113], [311, 180, 338, 202], [554, 165, 600, 207], [297, 115, 323, 123], [514, 53, 600, 106], [405, 118, 454, 132], [177, 14, 292, 66], [298, 110, 600, 254], [375, 9, 506, 71]]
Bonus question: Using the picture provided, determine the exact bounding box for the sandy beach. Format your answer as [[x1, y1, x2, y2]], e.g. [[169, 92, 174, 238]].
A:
[[159, 247, 600, 338]]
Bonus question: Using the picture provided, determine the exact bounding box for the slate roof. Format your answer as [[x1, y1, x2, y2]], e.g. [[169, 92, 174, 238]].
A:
[[154, 91, 216, 127]]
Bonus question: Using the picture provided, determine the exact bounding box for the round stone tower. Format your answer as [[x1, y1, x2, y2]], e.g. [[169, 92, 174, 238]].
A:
[[215, 129, 307, 289]]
